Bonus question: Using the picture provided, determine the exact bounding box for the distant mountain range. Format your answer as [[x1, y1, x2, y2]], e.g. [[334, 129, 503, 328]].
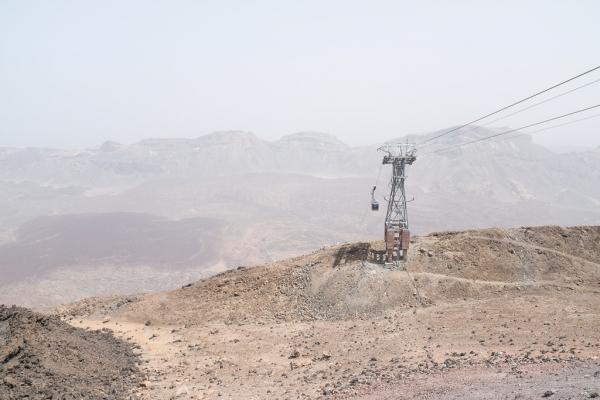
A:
[[1, 127, 599, 307], [0, 131, 372, 186]]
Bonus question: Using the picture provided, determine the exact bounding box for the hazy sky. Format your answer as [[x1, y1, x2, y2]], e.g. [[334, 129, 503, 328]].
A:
[[1, 0, 599, 149]]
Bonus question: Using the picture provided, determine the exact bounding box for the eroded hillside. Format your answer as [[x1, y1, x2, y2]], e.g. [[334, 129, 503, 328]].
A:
[[51, 225, 600, 399]]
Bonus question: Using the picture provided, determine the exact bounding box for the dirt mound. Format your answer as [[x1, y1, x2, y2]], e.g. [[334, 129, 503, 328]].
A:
[[100, 225, 600, 325], [411, 225, 600, 283], [0, 305, 141, 400]]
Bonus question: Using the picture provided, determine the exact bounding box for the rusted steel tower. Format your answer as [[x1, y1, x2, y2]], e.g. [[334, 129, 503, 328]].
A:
[[378, 143, 417, 263]]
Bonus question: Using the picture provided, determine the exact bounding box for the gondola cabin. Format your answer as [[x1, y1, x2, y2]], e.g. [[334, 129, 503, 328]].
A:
[[370, 186, 379, 211], [371, 200, 379, 211]]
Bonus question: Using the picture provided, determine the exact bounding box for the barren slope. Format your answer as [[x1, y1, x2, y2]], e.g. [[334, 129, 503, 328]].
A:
[[57, 225, 600, 399], [84, 225, 600, 324]]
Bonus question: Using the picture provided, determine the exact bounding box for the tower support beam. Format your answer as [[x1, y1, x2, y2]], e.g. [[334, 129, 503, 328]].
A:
[[378, 143, 416, 264]]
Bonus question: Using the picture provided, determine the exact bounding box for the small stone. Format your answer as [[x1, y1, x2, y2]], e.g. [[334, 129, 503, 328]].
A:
[[322, 387, 334, 395], [542, 390, 555, 397], [3, 376, 18, 388]]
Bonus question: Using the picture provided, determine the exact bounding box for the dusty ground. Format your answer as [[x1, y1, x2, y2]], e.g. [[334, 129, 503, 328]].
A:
[[342, 360, 600, 399], [0, 305, 142, 400], [54, 225, 600, 399]]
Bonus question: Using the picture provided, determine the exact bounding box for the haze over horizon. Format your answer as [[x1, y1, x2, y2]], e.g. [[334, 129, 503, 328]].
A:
[[1, 0, 599, 149], [0, 129, 598, 154], [2, 3, 600, 399]]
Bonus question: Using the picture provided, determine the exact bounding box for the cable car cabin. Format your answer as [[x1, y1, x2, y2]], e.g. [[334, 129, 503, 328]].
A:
[[370, 186, 379, 210]]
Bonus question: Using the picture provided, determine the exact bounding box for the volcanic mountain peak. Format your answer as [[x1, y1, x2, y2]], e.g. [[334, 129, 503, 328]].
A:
[[98, 140, 124, 152], [194, 130, 261, 145], [277, 131, 347, 147]]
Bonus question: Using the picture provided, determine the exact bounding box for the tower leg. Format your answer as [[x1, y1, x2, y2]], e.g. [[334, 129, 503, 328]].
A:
[[400, 229, 410, 261], [385, 227, 395, 262]]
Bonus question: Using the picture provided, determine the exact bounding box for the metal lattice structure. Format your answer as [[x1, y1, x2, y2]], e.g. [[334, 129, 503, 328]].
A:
[[378, 143, 417, 263]]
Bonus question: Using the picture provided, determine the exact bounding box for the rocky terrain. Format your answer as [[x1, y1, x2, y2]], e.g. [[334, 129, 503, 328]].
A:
[[2, 129, 600, 307], [0, 305, 142, 399], [44, 225, 600, 399]]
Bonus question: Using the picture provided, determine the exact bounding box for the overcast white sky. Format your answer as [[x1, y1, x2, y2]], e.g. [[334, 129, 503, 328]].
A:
[[0, 0, 599, 149]]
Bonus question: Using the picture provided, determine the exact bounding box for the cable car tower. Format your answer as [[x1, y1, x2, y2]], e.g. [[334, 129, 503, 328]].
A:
[[377, 143, 417, 264]]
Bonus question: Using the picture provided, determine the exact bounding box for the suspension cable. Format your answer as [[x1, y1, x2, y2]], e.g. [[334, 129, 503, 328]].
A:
[[419, 76, 600, 149], [420, 104, 600, 156], [418, 65, 600, 147]]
